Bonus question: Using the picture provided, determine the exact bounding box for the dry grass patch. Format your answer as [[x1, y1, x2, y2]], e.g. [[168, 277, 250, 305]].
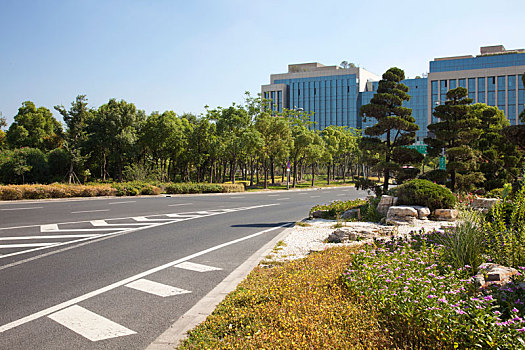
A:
[[178, 246, 389, 349]]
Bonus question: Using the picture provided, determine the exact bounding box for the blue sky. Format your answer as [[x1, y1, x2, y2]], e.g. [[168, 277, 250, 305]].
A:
[[1, 0, 524, 125]]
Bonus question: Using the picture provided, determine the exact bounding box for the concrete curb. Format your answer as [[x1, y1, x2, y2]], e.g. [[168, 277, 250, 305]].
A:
[[145, 224, 297, 350]]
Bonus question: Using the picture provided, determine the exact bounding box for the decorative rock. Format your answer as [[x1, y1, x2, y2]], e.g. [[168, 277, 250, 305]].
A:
[[412, 206, 431, 220], [471, 198, 499, 212], [377, 195, 398, 215], [311, 210, 328, 219], [341, 208, 361, 220], [433, 209, 458, 221], [327, 229, 358, 243], [472, 263, 519, 288], [386, 206, 418, 225]]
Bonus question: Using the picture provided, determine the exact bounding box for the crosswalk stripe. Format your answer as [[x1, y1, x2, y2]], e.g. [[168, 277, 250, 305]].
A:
[[175, 261, 222, 272], [48, 305, 136, 341], [125, 278, 191, 297], [90, 220, 145, 227], [132, 217, 175, 222]]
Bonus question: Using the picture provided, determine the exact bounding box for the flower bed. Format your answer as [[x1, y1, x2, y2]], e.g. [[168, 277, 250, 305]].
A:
[[343, 234, 525, 349]]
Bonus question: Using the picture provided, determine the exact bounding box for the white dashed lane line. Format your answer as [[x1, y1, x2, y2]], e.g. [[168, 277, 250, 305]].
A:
[[108, 201, 136, 205], [0, 207, 43, 211], [310, 195, 321, 198], [71, 209, 110, 214]]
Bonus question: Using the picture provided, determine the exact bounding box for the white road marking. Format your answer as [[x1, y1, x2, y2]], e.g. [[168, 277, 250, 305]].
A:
[[48, 305, 136, 341], [41, 224, 122, 233], [268, 194, 280, 197], [108, 201, 136, 205], [0, 234, 99, 241], [342, 189, 349, 192], [337, 194, 346, 196], [310, 195, 321, 198], [41, 224, 59, 232], [0, 220, 289, 333], [125, 279, 191, 297], [230, 196, 245, 199], [132, 217, 174, 222], [165, 214, 199, 218], [0, 243, 56, 248], [168, 203, 192, 207], [0, 207, 43, 211], [277, 198, 290, 201], [175, 261, 222, 272], [90, 220, 145, 227], [71, 209, 110, 214]]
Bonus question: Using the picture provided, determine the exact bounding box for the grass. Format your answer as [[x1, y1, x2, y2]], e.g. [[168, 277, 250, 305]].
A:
[[178, 246, 390, 349]]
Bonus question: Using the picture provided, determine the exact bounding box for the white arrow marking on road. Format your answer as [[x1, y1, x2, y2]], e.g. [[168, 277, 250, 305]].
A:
[[48, 305, 136, 341], [175, 261, 222, 272], [90, 220, 145, 227], [125, 279, 191, 297], [41, 224, 59, 232], [165, 213, 200, 218]]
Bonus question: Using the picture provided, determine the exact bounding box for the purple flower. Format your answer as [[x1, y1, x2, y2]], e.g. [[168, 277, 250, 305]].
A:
[[438, 298, 448, 304], [427, 294, 438, 299], [512, 308, 519, 313]]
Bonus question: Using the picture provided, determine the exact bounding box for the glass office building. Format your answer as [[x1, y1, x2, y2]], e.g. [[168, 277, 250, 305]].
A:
[[262, 45, 525, 138]]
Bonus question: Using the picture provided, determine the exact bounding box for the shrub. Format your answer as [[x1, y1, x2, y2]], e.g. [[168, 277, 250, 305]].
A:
[[434, 210, 484, 275], [419, 169, 447, 184], [165, 183, 244, 194], [482, 182, 525, 268], [396, 179, 456, 211], [310, 198, 367, 219], [0, 186, 23, 200], [0, 184, 116, 200]]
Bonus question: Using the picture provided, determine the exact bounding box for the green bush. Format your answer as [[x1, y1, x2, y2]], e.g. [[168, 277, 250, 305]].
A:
[[418, 169, 447, 184], [483, 182, 525, 268], [310, 198, 367, 219], [396, 179, 456, 211], [165, 183, 244, 194]]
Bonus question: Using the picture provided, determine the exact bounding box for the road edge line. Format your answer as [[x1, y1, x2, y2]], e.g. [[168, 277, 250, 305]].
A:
[[145, 224, 297, 350]]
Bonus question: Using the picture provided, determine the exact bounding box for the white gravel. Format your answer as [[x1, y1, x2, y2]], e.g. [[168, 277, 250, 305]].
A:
[[263, 218, 455, 264]]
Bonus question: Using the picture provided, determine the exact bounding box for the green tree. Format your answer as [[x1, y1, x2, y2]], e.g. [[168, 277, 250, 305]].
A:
[[425, 87, 483, 192], [86, 99, 142, 181], [255, 112, 291, 188], [6, 101, 63, 151], [502, 73, 525, 155], [304, 130, 325, 186], [54, 95, 91, 183], [359, 67, 419, 192], [0, 116, 6, 148], [470, 104, 522, 190]]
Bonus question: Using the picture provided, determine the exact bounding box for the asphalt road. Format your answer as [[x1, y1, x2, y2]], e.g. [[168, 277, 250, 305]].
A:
[[0, 186, 368, 349]]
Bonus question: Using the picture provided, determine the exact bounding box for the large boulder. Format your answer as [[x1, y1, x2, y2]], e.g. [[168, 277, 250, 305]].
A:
[[327, 229, 358, 243], [472, 263, 519, 288], [433, 209, 458, 221], [377, 195, 398, 215], [412, 206, 431, 220], [386, 206, 418, 225], [471, 198, 499, 213], [341, 208, 361, 220], [311, 210, 328, 219]]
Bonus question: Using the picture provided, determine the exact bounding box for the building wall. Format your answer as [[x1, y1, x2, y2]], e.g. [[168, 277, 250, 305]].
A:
[[428, 52, 525, 126]]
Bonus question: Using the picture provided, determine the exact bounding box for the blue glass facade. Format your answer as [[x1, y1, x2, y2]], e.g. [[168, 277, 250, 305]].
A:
[[430, 53, 525, 72], [274, 75, 358, 130], [359, 79, 428, 140], [263, 46, 525, 140]]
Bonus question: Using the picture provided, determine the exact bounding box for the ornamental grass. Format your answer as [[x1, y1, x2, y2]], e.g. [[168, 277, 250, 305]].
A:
[[179, 246, 389, 349]]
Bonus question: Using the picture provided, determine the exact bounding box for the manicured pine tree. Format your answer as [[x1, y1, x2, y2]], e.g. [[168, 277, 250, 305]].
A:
[[425, 87, 483, 192], [360, 67, 420, 193]]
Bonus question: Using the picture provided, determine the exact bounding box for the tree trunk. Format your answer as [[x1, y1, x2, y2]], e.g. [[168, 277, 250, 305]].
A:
[[311, 163, 315, 186], [250, 158, 254, 187], [292, 157, 298, 188], [264, 159, 268, 189], [327, 162, 331, 185], [270, 157, 275, 185]]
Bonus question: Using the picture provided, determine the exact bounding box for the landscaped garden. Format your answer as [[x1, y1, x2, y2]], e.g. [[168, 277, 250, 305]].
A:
[[179, 177, 525, 349]]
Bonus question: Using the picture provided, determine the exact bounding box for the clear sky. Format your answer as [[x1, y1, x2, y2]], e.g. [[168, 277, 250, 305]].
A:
[[1, 0, 524, 125]]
